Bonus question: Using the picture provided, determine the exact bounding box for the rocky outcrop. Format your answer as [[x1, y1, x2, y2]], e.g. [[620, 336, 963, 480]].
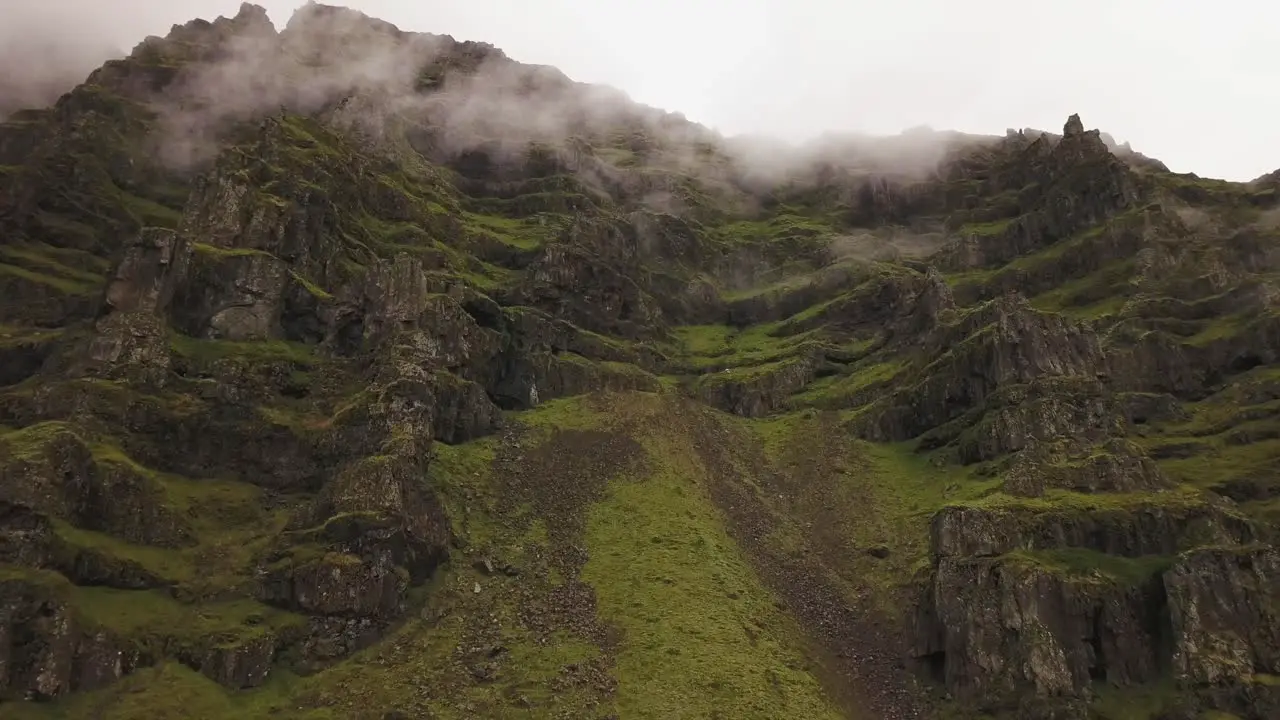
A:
[[693, 354, 823, 417], [1001, 439, 1170, 497], [914, 492, 1272, 716], [0, 577, 141, 700], [866, 295, 1105, 442], [2, 0, 1279, 714], [929, 500, 1252, 561], [0, 424, 193, 548], [936, 115, 1141, 272], [914, 555, 1162, 716], [1164, 546, 1280, 685]]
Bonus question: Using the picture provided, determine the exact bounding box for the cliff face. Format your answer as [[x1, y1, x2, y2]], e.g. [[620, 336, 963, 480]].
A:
[[2, 4, 1279, 720]]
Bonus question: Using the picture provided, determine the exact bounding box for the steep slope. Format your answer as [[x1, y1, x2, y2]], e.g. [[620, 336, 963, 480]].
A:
[[2, 4, 1279, 720]]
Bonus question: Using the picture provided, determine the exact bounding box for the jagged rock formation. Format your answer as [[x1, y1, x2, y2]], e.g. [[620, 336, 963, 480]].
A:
[[1, 4, 1278, 720]]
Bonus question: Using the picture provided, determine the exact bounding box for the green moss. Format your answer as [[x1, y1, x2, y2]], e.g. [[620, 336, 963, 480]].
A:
[[288, 271, 333, 300], [117, 190, 183, 229], [693, 356, 803, 391], [792, 360, 906, 409], [77, 586, 303, 647], [169, 334, 318, 366], [5, 664, 329, 720], [955, 484, 1212, 513], [960, 217, 1016, 236], [1089, 679, 1179, 720], [1, 566, 303, 657], [0, 324, 65, 348], [0, 420, 81, 460], [0, 261, 101, 295], [581, 408, 842, 719], [1183, 312, 1256, 347], [190, 242, 271, 259], [513, 393, 613, 433], [427, 437, 501, 544], [1029, 260, 1135, 319], [52, 521, 193, 583], [1003, 548, 1174, 586], [0, 242, 108, 284], [461, 210, 561, 249], [672, 323, 736, 356], [671, 323, 816, 373], [762, 419, 997, 592], [714, 213, 839, 248]]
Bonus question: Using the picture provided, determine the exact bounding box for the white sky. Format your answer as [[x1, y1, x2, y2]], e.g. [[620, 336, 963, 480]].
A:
[[5, 0, 1279, 181]]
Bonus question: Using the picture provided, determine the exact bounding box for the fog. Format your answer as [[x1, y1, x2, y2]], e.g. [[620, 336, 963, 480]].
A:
[[1, 0, 1277, 182]]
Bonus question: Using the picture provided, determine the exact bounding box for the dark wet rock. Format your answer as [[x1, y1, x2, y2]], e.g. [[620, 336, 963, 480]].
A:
[[865, 295, 1106, 442], [929, 500, 1252, 561], [693, 354, 823, 418], [913, 554, 1165, 710], [0, 425, 194, 548], [0, 576, 143, 700], [1164, 546, 1280, 685]]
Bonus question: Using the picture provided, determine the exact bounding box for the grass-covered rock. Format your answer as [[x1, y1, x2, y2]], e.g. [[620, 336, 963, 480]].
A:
[[2, 3, 1279, 719]]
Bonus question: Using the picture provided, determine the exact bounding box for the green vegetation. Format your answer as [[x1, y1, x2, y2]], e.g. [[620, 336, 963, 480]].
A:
[[7, 16, 1280, 720], [168, 335, 318, 367], [1090, 680, 1179, 720], [581, 400, 843, 719], [792, 360, 906, 409], [959, 217, 1016, 236], [1003, 548, 1175, 587], [670, 323, 815, 373], [0, 261, 102, 295]]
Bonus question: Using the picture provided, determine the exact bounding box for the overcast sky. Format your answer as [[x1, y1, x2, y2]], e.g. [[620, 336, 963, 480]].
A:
[[4, 0, 1277, 181]]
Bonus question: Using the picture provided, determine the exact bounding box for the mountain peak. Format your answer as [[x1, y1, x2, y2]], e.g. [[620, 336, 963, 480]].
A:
[[1063, 112, 1085, 136]]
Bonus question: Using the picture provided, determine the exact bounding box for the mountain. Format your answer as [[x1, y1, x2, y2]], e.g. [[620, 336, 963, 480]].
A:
[[2, 3, 1279, 719]]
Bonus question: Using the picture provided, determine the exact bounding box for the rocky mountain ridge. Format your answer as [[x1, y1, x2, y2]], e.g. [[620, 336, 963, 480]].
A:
[[1, 3, 1279, 719]]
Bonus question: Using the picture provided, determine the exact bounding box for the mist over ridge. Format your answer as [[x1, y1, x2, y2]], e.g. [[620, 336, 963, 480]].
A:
[[4, 1, 1275, 185]]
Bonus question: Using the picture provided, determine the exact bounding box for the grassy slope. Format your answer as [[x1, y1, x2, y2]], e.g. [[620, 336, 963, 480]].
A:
[[10, 394, 846, 720], [3, 32, 1278, 720], [11, 192, 1276, 720]]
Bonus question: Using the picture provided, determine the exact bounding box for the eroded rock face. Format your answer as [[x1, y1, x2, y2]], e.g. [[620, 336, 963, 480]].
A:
[[2, 2, 1279, 712], [934, 118, 1140, 272], [0, 425, 194, 548], [915, 556, 1164, 713], [867, 295, 1106, 442], [1164, 547, 1280, 685], [0, 578, 142, 700], [913, 492, 1273, 715]]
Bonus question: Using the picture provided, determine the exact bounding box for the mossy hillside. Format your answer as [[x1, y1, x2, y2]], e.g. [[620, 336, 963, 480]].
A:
[[0, 324, 65, 350], [0, 82, 189, 261], [0, 242, 108, 325], [0, 420, 292, 598], [939, 203, 1204, 316], [0, 242, 110, 289], [1138, 366, 1280, 529], [0, 566, 305, 677], [747, 414, 998, 605], [7, 146, 1269, 717], [7, 392, 846, 719], [576, 395, 843, 719], [3, 13, 1279, 719], [668, 323, 809, 371], [4, 665, 322, 720], [189, 113, 552, 298], [790, 359, 907, 410]]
